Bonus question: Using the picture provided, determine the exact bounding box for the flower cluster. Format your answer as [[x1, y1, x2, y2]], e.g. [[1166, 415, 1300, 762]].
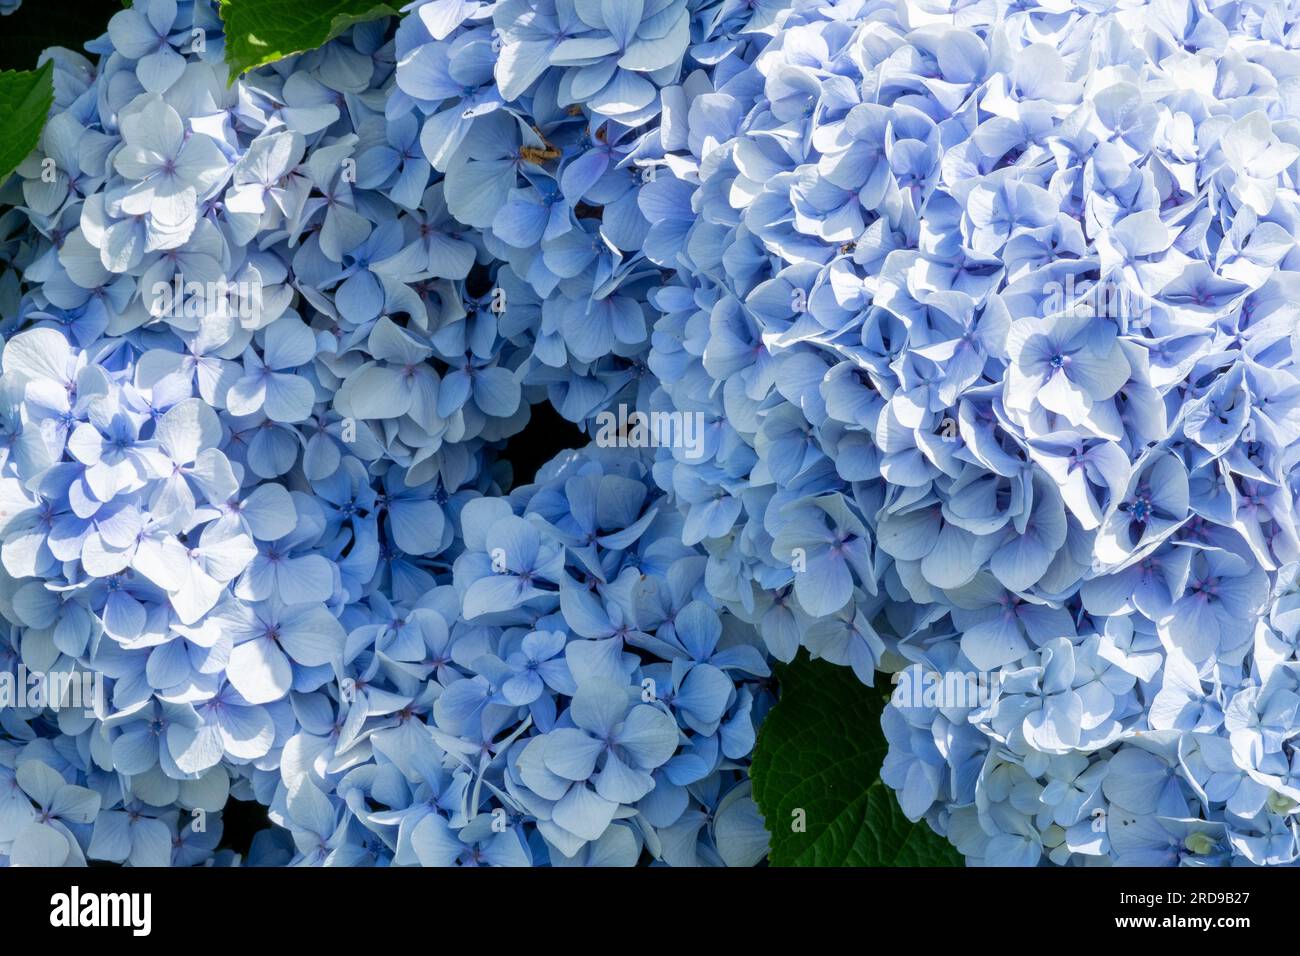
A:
[[0, 0, 772, 868], [636, 0, 1300, 866], [3, 0, 1300, 868]]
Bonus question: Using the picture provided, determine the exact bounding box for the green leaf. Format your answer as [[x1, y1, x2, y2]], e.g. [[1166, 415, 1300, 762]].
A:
[[751, 653, 964, 867], [219, 0, 397, 78], [0, 61, 54, 187]]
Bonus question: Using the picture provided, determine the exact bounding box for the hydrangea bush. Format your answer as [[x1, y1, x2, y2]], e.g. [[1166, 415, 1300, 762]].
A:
[[0, 0, 1299, 867]]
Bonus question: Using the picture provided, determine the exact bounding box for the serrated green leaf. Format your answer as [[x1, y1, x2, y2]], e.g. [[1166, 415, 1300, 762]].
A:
[[0, 61, 54, 187], [848, 780, 966, 866], [219, 0, 397, 78], [751, 653, 964, 867]]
